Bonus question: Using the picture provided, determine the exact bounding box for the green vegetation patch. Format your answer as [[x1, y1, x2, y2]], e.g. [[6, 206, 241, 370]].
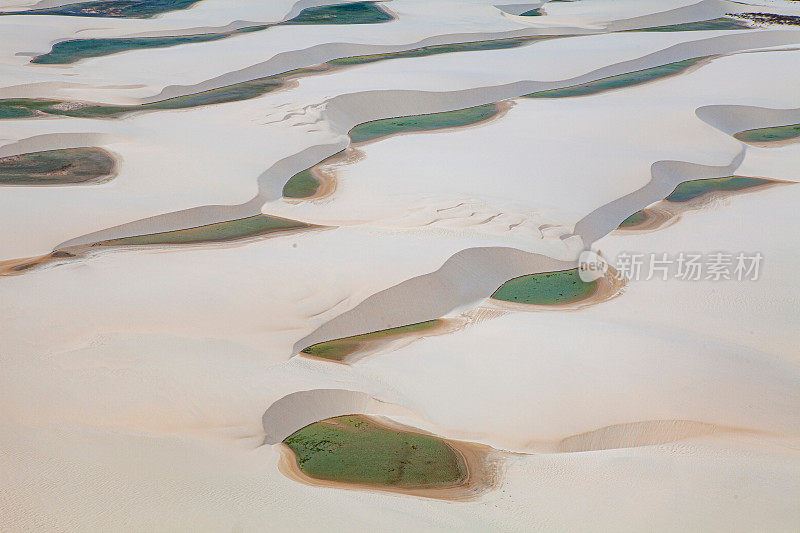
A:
[[522, 57, 705, 98], [99, 214, 310, 246], [0, 147, 114, 185], [665, 176, 772, 203], [349, 104, 499, 143], [283, 414, 466, 488], [628, 17, 750, 32], [492, 268, 596, 305], [283, 168, 321, 199], [734, 123, 800, 144], [619, 210, 648, 228], [327, 36, 543, 66], [0, 0, 202, 18], [301, 320, 440, 361]]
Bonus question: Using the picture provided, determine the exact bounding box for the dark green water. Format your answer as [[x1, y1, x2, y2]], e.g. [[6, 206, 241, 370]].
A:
[[0, 147, 114, 185], [32, 33, 231, 64], [0, 0, 201, 18], [519, 8, 543, 16], [349, 104, 499, 143], [30, 2, 392, 64], [98, 214, 310, 246], [283, 169, 321, 199], [619, 210, 648, 228], [628, 17, 750, 32], [492, 268, 596, 305], [734, 123, 800, 144], [281, 1, 392, 25], [301, 320, 440, 361], [665, 176, 771, 202], [284, 415, 465, 488], [522, 57, 705, 98]]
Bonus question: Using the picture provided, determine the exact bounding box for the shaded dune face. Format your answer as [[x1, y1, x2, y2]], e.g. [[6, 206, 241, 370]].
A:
[[292, 247, 574, 355], [0, 147, 115, 185]]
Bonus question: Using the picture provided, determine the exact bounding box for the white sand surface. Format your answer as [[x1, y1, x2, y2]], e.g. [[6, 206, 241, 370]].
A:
[[1, 0, 799, 530]]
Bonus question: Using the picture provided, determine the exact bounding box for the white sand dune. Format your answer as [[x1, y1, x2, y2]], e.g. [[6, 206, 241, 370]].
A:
[[1, 0, 799, 530]]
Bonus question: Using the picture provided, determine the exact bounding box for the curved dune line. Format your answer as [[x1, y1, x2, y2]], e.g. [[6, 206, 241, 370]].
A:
[[292, 247, 575, 354], [94, 3, 762, 104], [696, 104, 800, 137], [555, 419, 762, 453], [261, 389, 413, 444], [573, 150, 746, 245], [3, 31, 793, 267], [615, 177, 792, 234]]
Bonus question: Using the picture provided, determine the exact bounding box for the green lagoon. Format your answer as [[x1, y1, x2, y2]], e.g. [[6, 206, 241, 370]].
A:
[[302, 320, 440, 361], [619, 210, 649, 228], [283, 414, 466, 489], [98, 214, 310, 246], [734, 123, 800, 144], [349, 104, 499, 143], [665, 176, 771, 203], [283, 168, 322, 199], [492, 268, 596, 305], [0, 147, 113, 185], [523, 57, 705, 98]]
